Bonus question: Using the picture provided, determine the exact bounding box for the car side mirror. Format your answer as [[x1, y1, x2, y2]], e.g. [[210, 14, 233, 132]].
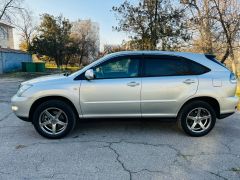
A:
[[85, 69, 94, 80]]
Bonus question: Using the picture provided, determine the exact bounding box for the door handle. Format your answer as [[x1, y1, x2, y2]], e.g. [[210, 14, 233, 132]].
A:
[[183, 79, 195, 84], [127, 82, 140, 87]]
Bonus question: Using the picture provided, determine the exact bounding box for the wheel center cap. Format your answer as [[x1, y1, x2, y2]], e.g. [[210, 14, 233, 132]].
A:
[[51, 119, 57, 124], [195, 117, 201, 123]]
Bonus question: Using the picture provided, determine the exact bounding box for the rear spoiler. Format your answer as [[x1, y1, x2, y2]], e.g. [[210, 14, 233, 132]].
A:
[[205, 54, 216, 59], [205, 54, 227, 68]]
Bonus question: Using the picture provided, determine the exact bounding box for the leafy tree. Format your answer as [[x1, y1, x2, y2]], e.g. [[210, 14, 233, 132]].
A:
[[112, 0, 190, 50], [30, 14, 73, 67]]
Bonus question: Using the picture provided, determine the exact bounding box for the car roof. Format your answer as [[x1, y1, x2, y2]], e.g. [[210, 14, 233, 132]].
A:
[[107, 50, 207, 62], [105, 51, 228, 72], [108, 50, 204, 57]]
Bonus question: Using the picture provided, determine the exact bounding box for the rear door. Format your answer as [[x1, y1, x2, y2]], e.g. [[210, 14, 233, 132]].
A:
[[141, 55, 199, 117]]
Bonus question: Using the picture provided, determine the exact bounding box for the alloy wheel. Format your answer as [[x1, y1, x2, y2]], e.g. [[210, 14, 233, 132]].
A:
[[186, 107, 212, 133], [39, 107, 68, 135]]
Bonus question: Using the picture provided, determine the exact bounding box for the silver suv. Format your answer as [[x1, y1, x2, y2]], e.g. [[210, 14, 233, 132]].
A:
[[11, 51, 239, 138]]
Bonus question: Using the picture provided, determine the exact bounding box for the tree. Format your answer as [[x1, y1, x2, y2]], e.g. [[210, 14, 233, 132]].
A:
[[182, 0, 240, 73], [70, 20, 99, 66], [0, 0, 24, 22], [210, 0, 240, 72], [112, 0, 190, 50], [30, 14, 73, 67], [14, 8, 36, 50], [181, 0, 215, 54]]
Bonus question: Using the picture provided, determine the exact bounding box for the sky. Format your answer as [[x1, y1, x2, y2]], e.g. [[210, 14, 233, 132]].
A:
[[15, 0, 132, 50]]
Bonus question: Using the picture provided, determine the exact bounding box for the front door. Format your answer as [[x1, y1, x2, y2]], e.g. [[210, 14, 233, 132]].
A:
[[80, 56, 142, 118]]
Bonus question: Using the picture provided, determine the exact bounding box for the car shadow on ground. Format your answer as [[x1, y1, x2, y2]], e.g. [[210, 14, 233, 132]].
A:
[[70, 118, 183, 138]]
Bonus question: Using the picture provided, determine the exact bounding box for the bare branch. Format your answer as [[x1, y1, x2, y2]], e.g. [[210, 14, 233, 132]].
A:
[[0, 0, 25, 22]]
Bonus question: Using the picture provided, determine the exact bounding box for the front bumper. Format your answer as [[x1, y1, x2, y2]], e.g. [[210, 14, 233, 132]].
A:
[[11, 94, 33, 121]]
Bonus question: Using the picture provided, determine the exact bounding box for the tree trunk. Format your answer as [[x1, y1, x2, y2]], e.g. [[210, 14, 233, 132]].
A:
[[221, 47, 230, 63], [153, 0, 158, 49], [231, 60, 236, 75], [79, 54, 84, 67], [230, 47, 237, 74], [203, 0, 213, 54]]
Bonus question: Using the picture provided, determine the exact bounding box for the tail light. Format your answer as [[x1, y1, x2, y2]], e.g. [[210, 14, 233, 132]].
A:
[[230, 72, 237, 84]]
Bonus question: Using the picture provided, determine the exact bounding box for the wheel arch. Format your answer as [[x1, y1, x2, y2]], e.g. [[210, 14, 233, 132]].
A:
[[29, 96, 79, 122], [178, 96, 220, 119]]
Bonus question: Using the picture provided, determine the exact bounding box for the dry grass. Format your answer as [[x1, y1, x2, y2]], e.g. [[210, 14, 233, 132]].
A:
[[45, 63, 80, 72], [237, 83, 240, 110]]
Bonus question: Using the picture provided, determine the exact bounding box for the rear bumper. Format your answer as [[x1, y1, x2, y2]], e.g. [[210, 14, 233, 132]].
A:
[[218, 96, 239, 115]]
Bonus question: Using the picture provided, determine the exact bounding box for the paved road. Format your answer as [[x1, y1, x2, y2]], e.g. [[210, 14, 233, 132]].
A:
[[0, 77, 240, 180]]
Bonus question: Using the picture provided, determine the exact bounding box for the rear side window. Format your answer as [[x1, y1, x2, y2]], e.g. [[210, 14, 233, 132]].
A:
[[143, 56, 210, 77], [188, 60, 211, 75]]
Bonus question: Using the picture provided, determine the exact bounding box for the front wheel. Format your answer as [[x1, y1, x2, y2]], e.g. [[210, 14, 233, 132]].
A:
[[178, 101, 216, 137], [32, 100, 77, 139]]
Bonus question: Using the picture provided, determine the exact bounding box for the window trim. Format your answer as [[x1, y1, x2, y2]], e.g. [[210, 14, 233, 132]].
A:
[[75, 55, 143, 80], [74, 54, 211, 80]]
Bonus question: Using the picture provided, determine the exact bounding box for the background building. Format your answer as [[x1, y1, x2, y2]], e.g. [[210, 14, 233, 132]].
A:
[[0, 21, 14, 49], [0, 48, 32, 74], [0, 21, 32, 74]]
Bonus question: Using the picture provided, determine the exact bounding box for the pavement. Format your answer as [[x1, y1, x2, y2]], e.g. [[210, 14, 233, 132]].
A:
[[0, 76, 240, 180]]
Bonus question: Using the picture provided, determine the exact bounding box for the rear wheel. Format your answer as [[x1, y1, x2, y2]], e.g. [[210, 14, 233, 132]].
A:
[[178, 101, 216, 137], [32, 100, 77, 139]]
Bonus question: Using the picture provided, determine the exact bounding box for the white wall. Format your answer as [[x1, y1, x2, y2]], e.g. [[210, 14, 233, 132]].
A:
[[0, 24, 14, 49], [0, 26, 8, 48]]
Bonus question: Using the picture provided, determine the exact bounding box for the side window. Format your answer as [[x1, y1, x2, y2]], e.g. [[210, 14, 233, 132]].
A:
[[143, 56, 210, 77], [143, 57, 191, 77], [93, 57, 140, 79], [188, 61, 210, 75]]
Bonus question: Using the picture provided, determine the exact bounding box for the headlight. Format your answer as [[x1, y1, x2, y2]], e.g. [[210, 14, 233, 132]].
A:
[[17, 84, 33, 97]]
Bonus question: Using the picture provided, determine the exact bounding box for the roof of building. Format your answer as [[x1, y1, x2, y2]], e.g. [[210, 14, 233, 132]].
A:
[[0, 21, 14, 28], [0, 48, 29, 54]]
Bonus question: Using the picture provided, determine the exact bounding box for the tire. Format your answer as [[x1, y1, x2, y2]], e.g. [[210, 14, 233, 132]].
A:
[[32, 100, 77, 139], [177, 101, 216, 137]]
